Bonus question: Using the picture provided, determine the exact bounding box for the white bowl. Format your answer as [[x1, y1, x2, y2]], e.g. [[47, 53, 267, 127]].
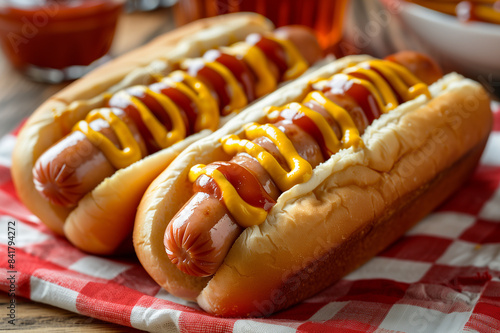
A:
[[398, 1, 500, 83]]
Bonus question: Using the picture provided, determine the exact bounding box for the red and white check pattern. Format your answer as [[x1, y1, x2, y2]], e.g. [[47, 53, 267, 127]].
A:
[[1, 103, 499, 333]]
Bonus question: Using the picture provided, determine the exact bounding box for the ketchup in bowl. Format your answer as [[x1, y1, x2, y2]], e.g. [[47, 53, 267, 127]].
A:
[[0, 0, 124, 82]]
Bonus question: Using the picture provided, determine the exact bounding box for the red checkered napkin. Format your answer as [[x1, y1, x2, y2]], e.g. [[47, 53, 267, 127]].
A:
[[1, 103, 500, 333]]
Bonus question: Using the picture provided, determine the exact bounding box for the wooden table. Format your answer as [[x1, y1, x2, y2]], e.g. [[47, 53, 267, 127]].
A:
[[0, 7, 176, 332]]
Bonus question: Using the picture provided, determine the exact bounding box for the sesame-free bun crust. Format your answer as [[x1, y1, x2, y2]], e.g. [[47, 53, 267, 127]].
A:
[[134, 60, 492, 316], [11, 13, 274, 254]]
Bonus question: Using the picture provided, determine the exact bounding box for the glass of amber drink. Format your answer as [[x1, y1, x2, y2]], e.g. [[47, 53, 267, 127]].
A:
[[174, 0, 350, 54]]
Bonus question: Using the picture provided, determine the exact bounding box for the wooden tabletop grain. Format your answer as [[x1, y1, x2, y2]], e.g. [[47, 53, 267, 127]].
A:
[[0, 6, 176, 332]]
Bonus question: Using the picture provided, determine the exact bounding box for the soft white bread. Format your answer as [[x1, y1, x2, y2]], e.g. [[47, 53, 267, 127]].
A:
[[11, 13, 273, 253], [134, 57, 492, 315]]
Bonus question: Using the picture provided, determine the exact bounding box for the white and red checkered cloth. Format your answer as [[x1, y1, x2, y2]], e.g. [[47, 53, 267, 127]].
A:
[[1, 102, 500, 332]]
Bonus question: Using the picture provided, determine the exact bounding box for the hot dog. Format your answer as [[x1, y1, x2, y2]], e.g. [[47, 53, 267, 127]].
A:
[[163, 51, 441, 277], [134, 51, 492, 315], [32, 25, 320, 209], [11, 13, 322, 255]]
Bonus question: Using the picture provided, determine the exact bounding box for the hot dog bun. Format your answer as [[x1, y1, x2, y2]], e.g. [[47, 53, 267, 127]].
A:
[[133, 55, 492, 315], [11, 13, 275, 253]]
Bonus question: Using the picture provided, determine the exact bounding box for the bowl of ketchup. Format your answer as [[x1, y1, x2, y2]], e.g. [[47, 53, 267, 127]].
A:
[[0, 0, 125, 83]]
